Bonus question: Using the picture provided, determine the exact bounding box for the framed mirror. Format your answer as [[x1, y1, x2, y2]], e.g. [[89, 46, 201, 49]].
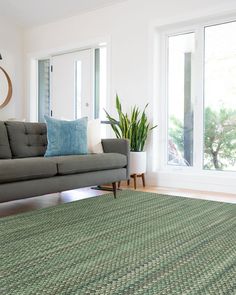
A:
[[0, 66, 12, 109]]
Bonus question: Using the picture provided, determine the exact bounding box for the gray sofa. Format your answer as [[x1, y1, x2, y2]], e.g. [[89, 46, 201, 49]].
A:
[[0, 121, 130, 203]]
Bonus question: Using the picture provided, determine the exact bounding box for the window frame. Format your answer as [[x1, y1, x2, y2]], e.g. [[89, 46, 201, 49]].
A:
[[159, 15, 236, 177]]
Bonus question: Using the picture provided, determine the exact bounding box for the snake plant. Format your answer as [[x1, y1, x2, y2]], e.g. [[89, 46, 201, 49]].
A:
[[105, 95, 157, 152]]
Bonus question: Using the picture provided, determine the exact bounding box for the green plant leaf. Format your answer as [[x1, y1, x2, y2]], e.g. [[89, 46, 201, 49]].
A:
[[105, 95, 157, 151]]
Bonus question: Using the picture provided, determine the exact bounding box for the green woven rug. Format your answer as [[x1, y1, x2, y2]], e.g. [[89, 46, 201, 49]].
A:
[[0, 191, 235, 295]]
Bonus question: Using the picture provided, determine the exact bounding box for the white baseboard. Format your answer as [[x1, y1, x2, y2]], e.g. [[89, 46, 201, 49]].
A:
[[145, 171, 236, 195]]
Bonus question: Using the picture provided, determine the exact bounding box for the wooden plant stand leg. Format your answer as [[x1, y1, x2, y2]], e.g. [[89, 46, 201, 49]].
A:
[[130, 173, 145, 189], [141, 173, 145, 187], [112, 182, 117, 199], [133, 174, 137, 189], [130, 174, 137, 189]]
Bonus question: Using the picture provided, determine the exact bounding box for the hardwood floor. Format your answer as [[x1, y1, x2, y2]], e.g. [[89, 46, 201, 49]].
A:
[[0, 185, 235, 218], [137, 186, 236, 204]]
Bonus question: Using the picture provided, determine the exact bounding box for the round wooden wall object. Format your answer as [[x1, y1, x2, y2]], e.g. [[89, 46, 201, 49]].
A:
[[0, 66, 13, 109]]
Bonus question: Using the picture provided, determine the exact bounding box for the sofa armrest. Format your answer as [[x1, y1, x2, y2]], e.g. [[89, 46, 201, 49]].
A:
[[102, 139, 130, 179]]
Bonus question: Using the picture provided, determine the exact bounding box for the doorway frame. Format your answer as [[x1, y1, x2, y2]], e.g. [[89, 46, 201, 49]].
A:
[[26, 36, 111, 122]]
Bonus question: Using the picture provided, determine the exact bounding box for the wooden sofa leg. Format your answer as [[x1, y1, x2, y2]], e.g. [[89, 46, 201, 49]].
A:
[[112, 182, 117, 199]]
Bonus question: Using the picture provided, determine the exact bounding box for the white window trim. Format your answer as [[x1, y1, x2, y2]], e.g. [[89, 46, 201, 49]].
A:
[[157, 15, 236, 180]]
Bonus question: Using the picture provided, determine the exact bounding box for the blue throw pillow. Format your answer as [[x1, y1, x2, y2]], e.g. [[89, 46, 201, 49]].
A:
[[44, 116, 88, 157]]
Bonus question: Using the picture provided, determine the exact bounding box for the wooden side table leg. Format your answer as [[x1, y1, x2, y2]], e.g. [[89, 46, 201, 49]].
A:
[[133, 174, 137, 189], [141, 173, 145, 187]]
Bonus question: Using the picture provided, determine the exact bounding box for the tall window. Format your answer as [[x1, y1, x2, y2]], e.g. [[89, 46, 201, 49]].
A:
[[165, 19, 236, 172], [38, 59, 50, 123], [204, 22, 236, 171], [94, 46, 107, 120], [168, 33, 195, 166], [75, 60, 82, 119], [94, 46, 107, 137]]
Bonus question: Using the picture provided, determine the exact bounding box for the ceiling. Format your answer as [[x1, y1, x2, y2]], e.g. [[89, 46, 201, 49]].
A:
[[0, 0, 126, 27]]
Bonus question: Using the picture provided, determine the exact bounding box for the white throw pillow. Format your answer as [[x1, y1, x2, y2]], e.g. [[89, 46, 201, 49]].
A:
[[87, 119, 103, 153]]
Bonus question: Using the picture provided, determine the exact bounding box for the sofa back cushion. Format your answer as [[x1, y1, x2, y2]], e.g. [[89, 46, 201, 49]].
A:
[[5, 121, 47, 158], [0, 122, 12, 159]]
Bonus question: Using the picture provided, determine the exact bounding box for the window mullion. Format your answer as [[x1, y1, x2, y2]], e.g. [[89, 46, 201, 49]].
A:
[[161, 32, 169, 170], [193, 26, 204, 170]]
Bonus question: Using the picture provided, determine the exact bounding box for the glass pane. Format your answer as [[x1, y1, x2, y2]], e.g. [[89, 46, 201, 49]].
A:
[[168, 33, 195, 166], [75, 60, 82, 119], [94, 47, 107, 119], [38, 59, 50, 122], [204, 22, 236, 171], [94, 47, 107, 137], [94, 48, 100, 119]]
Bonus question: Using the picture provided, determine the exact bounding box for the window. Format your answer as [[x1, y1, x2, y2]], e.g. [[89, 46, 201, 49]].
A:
[[164, 19, 236, 172], [75, 60, 82, 119], [94, 46, 107, 120], [94, 46, 108, 137], [204, 22, 236, 171], [168, 33, 195, 166], [38, 59, 50, 123]]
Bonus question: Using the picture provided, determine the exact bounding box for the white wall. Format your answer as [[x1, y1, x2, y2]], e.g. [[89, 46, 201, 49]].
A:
[[24, 0, 236, 193], [0, 18, 24, 120], [24, 0, 236, 109]]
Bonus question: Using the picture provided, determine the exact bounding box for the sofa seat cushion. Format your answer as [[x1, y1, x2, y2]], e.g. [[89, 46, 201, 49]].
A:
[[51, 153, 127, 175], [0, 157, 57, 184]]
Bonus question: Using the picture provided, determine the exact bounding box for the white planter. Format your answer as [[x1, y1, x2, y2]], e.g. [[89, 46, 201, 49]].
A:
[[130, 151, 147, 175]]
